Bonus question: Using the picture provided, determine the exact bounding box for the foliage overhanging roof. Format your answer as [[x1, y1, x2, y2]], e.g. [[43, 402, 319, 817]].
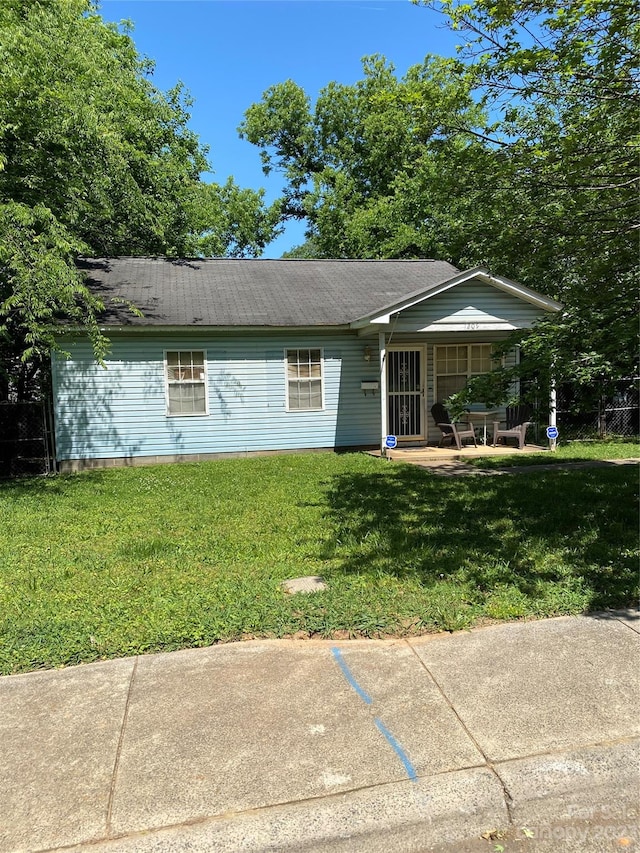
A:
[[80, 257, 464, 328]]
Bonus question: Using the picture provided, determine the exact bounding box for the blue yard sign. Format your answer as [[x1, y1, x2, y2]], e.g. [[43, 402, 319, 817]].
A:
[[385, 435, 398, 449], [546, 426, 559, 440]]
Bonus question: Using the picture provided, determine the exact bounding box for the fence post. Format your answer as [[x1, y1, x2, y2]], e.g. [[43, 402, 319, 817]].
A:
[[597, 381, 607, 438]]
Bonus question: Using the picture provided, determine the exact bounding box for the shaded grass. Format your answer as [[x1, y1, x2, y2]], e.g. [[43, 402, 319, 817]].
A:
[[0, 451, 637, 673], [467, 439, 639, 468]]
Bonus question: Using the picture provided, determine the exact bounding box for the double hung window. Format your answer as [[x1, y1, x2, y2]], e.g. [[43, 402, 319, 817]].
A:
[[435, 344, 494, 402], [286, 349, 324, 411], [165, 351, 207, 416]]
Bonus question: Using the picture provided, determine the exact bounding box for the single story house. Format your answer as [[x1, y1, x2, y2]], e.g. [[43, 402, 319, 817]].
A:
[[51, 258, 562, 471]]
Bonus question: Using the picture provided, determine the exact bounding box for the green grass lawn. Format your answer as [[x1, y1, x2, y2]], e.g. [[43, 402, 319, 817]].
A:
[[469, 438, 639, 468], [1, 448, 638, 674]]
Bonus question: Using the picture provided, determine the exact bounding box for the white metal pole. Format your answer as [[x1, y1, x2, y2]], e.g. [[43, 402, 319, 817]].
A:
[[379, 330, 387, 455], [549, 375, 557, 452]]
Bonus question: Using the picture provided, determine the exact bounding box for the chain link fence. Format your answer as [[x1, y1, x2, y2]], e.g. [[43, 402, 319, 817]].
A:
[[0, 401, 56, 478], [0, 381, 637, 478], [556, 378, 639, 441]]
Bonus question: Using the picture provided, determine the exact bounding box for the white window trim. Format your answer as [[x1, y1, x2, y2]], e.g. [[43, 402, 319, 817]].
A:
[[164, 349, 209, 417], [434, 343, 498, 403], [284, 347, 325, 412]]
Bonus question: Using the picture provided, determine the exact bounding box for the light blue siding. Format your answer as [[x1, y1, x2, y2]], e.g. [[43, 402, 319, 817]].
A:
[[52, 332, 382, 462], [393, 280, 547, 332], [51, 276, 552, 463]]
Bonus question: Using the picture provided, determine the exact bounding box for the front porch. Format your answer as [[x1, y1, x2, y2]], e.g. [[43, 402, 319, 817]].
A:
[[350, 267, 562, 455], [369, 442, 548, 464]]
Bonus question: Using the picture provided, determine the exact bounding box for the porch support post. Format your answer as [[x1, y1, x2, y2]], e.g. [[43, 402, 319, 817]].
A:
[[379, 330, 387, 454], [549, 374, 557, 452]]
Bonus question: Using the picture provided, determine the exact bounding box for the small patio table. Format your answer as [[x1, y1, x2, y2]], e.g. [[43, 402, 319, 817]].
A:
[[465, 410, 500, 445]]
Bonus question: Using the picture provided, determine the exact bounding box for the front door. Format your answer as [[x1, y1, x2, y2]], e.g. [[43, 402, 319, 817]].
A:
[[387, 348, 424, 440]]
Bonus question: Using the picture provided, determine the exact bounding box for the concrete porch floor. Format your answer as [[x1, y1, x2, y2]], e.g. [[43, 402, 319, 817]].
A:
[[369, 443, 548, 464]]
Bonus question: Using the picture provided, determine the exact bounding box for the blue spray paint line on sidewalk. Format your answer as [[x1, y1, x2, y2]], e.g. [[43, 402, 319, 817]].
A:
[[330, 646, 418, 783], [330, 647, 372, 705], [374, 717, 418, 783]]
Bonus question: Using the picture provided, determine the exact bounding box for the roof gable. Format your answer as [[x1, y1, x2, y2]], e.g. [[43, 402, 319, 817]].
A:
[[351, 267, 561, 326], [376, 278, 556, 334]]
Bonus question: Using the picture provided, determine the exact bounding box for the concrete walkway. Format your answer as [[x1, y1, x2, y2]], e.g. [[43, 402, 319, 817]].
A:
[[412, 457, 640, 477], [1, 614, 639, 852], [369, 444, 550, 465], [370, 444, 640, 477]]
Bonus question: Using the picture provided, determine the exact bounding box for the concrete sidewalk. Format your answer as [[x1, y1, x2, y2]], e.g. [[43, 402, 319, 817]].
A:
[[1, 614, 638, 853]]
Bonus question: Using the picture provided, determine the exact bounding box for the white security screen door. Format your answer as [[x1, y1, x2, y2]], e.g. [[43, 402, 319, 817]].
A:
[[387, 349, 424, 439]]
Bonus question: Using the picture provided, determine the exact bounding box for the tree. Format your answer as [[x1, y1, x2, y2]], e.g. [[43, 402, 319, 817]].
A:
[[0, 0, 279, 398], [421, 0, 639, 393], [242, 0, 639, 398], [239, 54, 488, 260], [183, 179, 282, 259]]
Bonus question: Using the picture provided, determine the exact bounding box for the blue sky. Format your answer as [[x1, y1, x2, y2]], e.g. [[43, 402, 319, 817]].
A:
[[99, 1, 462, 256]]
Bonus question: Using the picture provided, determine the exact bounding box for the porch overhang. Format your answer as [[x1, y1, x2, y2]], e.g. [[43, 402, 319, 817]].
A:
[[355, 318, 528, 337], [349, 266, 562, 332]]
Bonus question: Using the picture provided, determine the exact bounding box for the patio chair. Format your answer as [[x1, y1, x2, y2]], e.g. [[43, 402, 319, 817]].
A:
[[492, 404, 533, 450], [431, 403, 477, 450]]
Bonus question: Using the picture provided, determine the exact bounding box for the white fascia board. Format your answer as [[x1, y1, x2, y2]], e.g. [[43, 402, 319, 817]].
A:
[[365, 314, 392, 326], [478, 271, 563, 312], [349, 266, 562, 329]]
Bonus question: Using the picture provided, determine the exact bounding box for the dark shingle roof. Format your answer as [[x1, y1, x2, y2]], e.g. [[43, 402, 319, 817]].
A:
[[79, 257, 461, 328]]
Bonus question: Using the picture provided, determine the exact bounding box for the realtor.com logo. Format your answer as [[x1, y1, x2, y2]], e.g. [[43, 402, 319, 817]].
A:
[[565, 805, 638, 821], [526, 804, 638, 846]]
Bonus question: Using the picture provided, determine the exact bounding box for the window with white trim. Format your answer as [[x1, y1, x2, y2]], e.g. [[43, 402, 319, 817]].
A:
[[165, 351, 207, 416], [435, 344, 494, 402], [286, 348, 323, 411]]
